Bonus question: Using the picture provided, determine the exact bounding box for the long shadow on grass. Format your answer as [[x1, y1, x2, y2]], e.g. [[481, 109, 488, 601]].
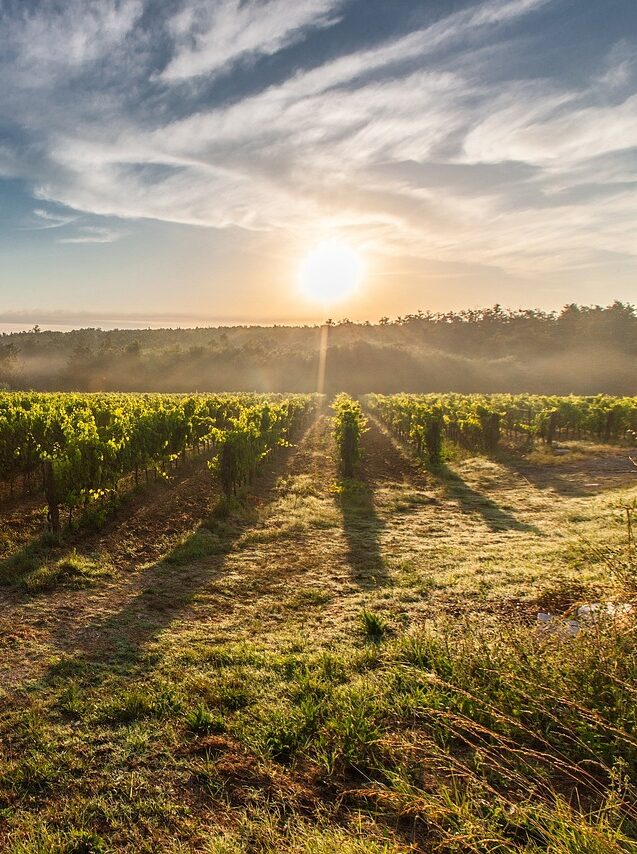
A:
[[0, 452, 214, 591], [44, 419, 318, 673], [363, 415, 538, 535], [337, 419, 394, 587], [436, 463, 540, 534], [497, 451, 637, 498], [338, 479, 388, 588]]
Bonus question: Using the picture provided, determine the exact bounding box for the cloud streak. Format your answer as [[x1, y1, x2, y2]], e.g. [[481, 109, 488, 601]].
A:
[[30, 208, 78, 230], [57, 226, 124, 244], [161, 0, 344, 82]]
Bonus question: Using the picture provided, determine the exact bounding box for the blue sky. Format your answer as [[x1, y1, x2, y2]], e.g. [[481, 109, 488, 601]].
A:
[[0, 0, 636, 325]]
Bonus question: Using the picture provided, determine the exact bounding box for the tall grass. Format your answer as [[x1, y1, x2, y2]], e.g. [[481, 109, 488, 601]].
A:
[[255, 611, 637, 851]]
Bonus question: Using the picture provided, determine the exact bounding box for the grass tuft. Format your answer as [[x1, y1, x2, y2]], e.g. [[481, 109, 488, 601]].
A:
[[101, 683, 183, 724], [359, 608, 389, 642], [21, 551, 110, 593], [185, 703, 226, 735]]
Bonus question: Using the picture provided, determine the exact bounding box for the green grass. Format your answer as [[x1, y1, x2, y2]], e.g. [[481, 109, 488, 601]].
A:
[[21, 551, 111, 593], [164, 527, 228, 564], [3, 610, 636, 851], [2, 419, 637, 851], [359, 608, 390, 642], [0, 534, 58, 586], [185, 703, 225, 735]]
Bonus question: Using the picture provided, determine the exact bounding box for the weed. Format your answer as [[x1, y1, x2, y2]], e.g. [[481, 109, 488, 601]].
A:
[[575, 499, 637, 590], [57, 683, 85, 720], [216, 679, 252, 711], [359, 608, 389, 642], [165, 528, 225, 564], [186, 704, 225, 735], [286, 588, 332, 609], [101, 683, 183, 724]]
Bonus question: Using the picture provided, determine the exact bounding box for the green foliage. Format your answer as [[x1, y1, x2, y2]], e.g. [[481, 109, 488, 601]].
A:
[[185, 703, 225, 735], [244, 614, 637, 849], [0, 392, 319, 528], [424, 408, 444, 467], [332, 394, 366, 478], [367, 392, 637, 458], [208, 396, 316, 496]]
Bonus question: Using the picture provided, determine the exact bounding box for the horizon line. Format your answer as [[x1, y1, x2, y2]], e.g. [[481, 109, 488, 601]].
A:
[[1, 299, 633, 330]]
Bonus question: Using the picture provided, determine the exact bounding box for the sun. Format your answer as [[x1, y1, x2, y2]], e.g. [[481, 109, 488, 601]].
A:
[[299, 240, 362, 305]]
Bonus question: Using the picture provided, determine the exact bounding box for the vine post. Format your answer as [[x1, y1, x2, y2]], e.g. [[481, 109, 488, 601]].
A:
[[43, 459, 61, 536]]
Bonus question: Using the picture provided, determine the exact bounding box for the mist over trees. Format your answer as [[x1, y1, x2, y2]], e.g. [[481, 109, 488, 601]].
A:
[[2, 302, 636, 395]]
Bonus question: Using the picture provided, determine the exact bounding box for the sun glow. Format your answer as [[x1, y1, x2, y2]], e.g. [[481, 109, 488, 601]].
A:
[[299, 240, 362, 305]]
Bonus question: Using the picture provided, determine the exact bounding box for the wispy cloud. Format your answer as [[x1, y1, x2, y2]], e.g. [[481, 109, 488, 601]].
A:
[[463, 88, 637, 167], [58, 226, 124, 244], [5, 0, 143, 84], [161, 0, 344, 82], [30, 208, 78, 229]]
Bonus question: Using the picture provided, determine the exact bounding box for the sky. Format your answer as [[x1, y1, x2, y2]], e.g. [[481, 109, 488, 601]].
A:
[[0, 0, 636, 327]]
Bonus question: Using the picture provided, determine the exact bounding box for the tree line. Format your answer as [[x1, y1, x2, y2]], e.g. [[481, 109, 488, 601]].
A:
[[1, 302, 635, 395]]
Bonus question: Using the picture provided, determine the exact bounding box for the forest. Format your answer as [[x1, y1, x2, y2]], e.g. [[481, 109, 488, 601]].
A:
[[1, 302, 636, 395]]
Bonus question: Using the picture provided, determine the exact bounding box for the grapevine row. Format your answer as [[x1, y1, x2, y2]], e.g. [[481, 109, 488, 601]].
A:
[[366, 393, 637, 461], [0, 392, 318, 531], [333, 394, 366, 478]]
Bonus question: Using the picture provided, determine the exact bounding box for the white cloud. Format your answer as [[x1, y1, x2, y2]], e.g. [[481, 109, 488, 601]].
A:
[[463, 88, 637, 167], [31, 208, 78, 229], [596, 40, 637, 89], [472, 0, 552, 25], [160, 0, 343, 82], [5, 0, 143, 84]]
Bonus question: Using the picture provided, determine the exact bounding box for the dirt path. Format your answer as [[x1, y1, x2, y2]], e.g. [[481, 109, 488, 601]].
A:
[[0, 456, 217, 686]]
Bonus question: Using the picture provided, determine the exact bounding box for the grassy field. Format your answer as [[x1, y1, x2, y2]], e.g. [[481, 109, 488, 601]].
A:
[[1, 406, 637, 852]]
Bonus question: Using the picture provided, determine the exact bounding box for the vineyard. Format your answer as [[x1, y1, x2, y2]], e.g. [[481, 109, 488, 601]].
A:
[[0, 392, 317, 531], [1, 391, 637, 853], [367, 392, 637, 464], [2, 390, 636, 535]]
